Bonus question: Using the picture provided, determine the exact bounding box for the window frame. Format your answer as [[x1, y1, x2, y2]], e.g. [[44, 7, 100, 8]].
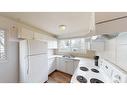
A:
[[58, 38, 86, 53]]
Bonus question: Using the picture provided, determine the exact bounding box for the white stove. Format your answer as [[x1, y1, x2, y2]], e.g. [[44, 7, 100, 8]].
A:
[[71, 58, 127, 83], [71, 58, 106, 83], [99, 59, 127, 83]]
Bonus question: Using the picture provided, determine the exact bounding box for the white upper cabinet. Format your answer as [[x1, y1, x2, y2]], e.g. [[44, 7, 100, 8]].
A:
[[47, 36, 57, 49], [56, 58, 66, 72], [34, 32, 44, 41], [34, 32, 57, 49], [65, 60, 74, 75], [48, 40, 57, 49], [18, 27, 57, 49], [18, 27, 34, 39]]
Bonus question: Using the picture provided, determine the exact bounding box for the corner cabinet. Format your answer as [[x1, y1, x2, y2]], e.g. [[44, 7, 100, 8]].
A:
[[56, 57, 79, 75]]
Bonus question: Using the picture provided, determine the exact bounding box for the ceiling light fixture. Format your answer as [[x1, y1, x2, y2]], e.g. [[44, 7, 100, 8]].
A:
[[59, 25, 66, 32]]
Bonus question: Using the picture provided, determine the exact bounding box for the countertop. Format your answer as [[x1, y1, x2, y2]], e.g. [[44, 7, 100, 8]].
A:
[[48, 55, 89, 61], [71, 58, 111, 83], [48, 55, 111, 83]]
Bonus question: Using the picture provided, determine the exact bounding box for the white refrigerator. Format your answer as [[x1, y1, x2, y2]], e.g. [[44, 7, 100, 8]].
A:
[[19, 40, 48, 83]]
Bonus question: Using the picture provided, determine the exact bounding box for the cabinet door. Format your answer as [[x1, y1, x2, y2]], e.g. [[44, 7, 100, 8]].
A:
[[56, 58, 66, 72], [65, 60, 74, 75], [48, 58, 56, 74], [59, 58, 66, 72], [73, 60, 79, 73], [18, 28, 34, 39], [48, 41, 57, 49], [34, 32, 43, 41]]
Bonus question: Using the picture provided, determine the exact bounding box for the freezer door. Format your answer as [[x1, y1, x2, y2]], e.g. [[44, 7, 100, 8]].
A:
[[28, 40, 47, 55], [27, 54, 48, 83]]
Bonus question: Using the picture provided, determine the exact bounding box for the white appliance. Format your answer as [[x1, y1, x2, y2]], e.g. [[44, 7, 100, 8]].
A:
[[19, 40, 48, 83], [99, 59, 127, 83]]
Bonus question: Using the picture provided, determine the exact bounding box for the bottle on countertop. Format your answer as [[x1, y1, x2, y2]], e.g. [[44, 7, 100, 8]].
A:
[[94, 56, 99, 66]]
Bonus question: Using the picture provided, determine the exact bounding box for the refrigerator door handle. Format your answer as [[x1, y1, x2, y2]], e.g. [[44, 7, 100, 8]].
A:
[[27, 41, 30, 75], [27, 56, 30, 75]]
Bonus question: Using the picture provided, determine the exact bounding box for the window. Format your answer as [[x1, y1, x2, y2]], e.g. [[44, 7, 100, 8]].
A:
[[0, 29, 7, 61], [71, 38, 85, 52], [58, 38, 85, 52], [58, 39, 71, 52]]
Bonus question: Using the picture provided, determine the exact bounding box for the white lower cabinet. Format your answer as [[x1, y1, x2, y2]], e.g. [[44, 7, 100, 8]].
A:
[[65, 60, 74, 75], [48, 58, 56, 75], [56, 57, 79, 75], [73, 60, 79, 72], [48, 57, 79, 75], [56, 58, 66, 72]]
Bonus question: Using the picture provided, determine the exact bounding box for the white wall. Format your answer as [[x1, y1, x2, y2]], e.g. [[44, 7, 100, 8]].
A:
[[101, 38, 116, 64], [96, 32, 127, 72], [0, 16, 19, 82]]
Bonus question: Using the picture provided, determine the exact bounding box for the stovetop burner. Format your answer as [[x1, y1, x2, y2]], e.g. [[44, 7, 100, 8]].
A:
[[76, 75, 87, 83], [91, 68, 99, 73], [90, 78, 104, 83], [80, 67, 89, 71]]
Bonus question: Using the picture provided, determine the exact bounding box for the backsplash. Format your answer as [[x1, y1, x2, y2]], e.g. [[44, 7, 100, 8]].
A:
[[55, 49, 95, 59]]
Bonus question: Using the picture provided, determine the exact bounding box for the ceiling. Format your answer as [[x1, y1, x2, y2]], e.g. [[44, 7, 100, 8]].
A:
[[95, 12, 127, 23], [0, 12, 92, 38]]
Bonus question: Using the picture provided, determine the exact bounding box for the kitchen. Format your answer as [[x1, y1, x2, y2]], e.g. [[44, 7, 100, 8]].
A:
[[0, 12, 127, 83]]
